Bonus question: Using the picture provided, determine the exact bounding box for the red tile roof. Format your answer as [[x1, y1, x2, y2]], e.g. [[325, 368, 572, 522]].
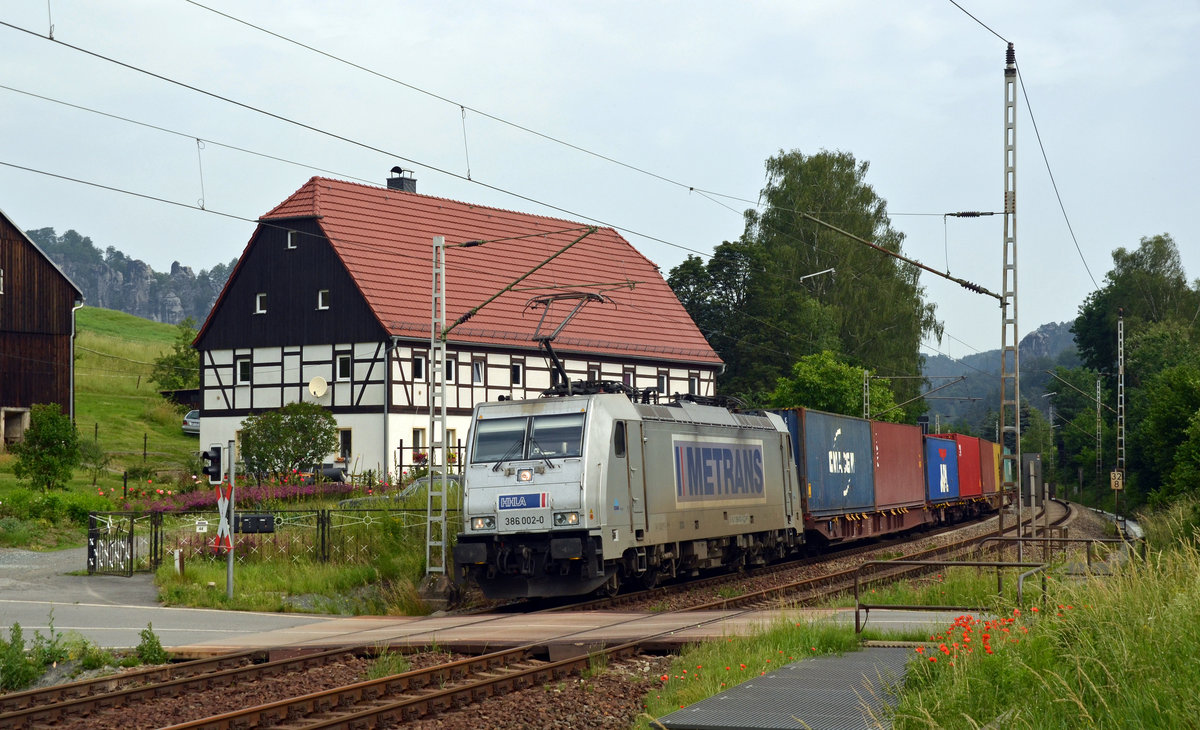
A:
[[259, 177, 720, 365]]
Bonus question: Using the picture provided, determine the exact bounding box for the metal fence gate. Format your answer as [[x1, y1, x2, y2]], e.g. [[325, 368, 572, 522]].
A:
[[87, 512, 137, 576]]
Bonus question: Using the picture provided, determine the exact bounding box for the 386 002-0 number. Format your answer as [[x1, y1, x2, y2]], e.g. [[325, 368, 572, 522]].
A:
[[504, 515, 545, 527]]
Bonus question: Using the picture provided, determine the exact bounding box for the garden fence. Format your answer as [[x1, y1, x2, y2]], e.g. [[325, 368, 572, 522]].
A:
[[86, 507, 463, 574]]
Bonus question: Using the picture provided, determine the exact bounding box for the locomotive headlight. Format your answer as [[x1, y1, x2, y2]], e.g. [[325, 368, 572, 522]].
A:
[[471, 516, 495, 530], [553, 511, 579, 526], [516, 468, 533, 482]]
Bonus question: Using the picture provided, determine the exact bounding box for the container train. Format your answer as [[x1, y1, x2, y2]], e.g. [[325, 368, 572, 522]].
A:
[[452, 389, 1005, 600]]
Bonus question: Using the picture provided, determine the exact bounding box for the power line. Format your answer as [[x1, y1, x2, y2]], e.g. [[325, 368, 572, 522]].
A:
[[943, 1, 1100, 291], [1015, 63, 1100, 289]]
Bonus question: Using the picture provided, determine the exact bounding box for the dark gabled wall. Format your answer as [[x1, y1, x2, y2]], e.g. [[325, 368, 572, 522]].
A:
[[196, 219, 386, 350], [0, 213, 82, 413]]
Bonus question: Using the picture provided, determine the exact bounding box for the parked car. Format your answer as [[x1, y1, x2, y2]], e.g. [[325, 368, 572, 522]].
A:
[[182, 410, 200, 435]]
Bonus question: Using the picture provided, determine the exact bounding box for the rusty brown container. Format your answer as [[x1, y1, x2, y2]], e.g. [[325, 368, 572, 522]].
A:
[[870, 421, 926, 511], [979, 438, 999, 493]]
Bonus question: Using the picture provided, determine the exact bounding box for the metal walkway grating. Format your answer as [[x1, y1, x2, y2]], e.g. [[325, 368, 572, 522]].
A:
[[656, 647, 911, 730]]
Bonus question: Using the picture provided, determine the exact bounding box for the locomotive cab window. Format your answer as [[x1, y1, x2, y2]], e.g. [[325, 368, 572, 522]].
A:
[[471, 418, 527, 464], [613, 421, 626, 458], [471, 413, 585, 463], [530, 413, 584, 458]]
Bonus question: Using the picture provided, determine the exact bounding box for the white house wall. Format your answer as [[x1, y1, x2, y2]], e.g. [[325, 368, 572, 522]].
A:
[[201, 339, 715, 481]]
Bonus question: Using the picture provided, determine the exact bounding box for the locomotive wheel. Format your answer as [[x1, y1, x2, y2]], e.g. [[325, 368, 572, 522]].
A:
[[600, 568, 621, 597], [637, 569, 659, 590]]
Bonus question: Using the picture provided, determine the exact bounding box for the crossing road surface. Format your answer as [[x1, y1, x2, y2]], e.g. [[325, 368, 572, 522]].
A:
[[0, 547, 327, 649]]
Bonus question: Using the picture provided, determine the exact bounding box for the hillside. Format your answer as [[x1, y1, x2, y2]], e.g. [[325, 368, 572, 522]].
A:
[[71, 306, 200, 473], [920, 321, 1081, 431]]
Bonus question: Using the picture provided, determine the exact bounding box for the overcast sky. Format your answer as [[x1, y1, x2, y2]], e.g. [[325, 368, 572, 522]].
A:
[[2, 1, 1196, 364]]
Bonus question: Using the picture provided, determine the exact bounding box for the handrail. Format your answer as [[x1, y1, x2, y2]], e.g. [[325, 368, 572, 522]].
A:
[[975, 535, 1145, 569], [854, 559, 1042, 633]]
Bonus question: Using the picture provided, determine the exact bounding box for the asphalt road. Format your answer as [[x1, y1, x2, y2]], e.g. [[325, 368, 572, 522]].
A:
[[0, 547, 327, 650]]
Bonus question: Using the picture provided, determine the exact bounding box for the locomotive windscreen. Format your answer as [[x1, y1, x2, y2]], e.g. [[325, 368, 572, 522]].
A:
[[470, 413, 585, 463]]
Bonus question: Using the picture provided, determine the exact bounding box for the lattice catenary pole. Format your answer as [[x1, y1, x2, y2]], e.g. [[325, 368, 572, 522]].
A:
[[998, 43, 1022, 557]]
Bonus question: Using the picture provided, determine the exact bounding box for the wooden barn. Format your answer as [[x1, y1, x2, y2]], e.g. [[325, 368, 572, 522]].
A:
[[0, 207, 85, 448], [194, 174, 721, 478]]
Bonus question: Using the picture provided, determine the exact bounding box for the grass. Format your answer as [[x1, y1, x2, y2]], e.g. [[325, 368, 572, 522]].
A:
[[634, 618, 868, 728], [0, 307, 201, 549], [888, 498, 1200, 727], [637, 503, 1198, 728]]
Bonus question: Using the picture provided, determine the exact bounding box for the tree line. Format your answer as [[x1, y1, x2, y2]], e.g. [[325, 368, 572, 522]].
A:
[[667, 149, 1197, 512]]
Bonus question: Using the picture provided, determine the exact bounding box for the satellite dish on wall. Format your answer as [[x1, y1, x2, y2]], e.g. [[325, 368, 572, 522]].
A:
[[308, 376, 328, 398]]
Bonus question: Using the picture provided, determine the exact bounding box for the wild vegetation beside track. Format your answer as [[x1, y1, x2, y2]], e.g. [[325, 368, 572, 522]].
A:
[[888, 499, 1200, 728]]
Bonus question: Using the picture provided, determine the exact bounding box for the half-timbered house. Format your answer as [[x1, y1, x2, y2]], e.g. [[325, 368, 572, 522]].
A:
[[0, 207, 85, 448], [194, 174, 721, 478]]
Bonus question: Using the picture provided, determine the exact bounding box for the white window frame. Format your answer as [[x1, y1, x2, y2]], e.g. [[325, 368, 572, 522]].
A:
[[472, 359, 485, 385], [236, 357, 252, 384], [657, 373, 668, 393], [336, 354, 352, 381], [510, 362, 523, 387], [445, 357, 457, 384], [287, 230, 300, 249], [689, 375, 700, 395], [317, 289, 330, 310], [254, 292, 267, 314]]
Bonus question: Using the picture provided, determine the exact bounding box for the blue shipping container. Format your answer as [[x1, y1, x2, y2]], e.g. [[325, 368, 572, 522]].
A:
[[924, 436, 960, 502], [799, 409, 876, 516]]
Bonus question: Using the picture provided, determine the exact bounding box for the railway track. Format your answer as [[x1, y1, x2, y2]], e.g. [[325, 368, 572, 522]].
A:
[[4, 501, 1075, 727]]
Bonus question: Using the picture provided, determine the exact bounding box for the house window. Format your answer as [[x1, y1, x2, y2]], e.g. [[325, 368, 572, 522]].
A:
[[510, 363, 523, 387], [336, 354, 352, 381], [412, 355, 426, 381], [689, 375, 700, 395], [254, 292, 267, 314], [339, 429, 352, 461], [411, 428, 426, 463], [551, 369, 565, 386], [657, 373, 668, 393], [588, 366, 600, 382], [287, 230, 300, 249], [622, 369, 634, 387], [317, 289, 330, 310], [472, 359, 485, 385], [445, 358, 456, 383], [236, 358, 252, 384]]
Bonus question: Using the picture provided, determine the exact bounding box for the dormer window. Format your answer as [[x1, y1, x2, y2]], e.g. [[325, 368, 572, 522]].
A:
[[255, 292, 267, 314], [317, 289, 330, 310], [287, 230, 300, 249]]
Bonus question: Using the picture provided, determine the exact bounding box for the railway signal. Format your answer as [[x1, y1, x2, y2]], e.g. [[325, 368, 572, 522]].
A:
[[201, 445, 223, 484]]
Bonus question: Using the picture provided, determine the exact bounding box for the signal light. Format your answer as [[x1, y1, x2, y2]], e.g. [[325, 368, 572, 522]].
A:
[[201, 445, 223, 483]]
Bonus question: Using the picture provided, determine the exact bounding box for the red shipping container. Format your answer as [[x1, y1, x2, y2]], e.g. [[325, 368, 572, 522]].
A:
[[932, 433, 983, 498], [871, 421, 926, 510], [978, 438, 999, 494]]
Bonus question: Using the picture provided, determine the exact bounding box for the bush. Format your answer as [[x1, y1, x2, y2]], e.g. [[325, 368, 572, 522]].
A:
[[11, 403, 80, 492], [0, 623, 40, 691], [136, 623, 170, 665], [240, 402, 339, 482]]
